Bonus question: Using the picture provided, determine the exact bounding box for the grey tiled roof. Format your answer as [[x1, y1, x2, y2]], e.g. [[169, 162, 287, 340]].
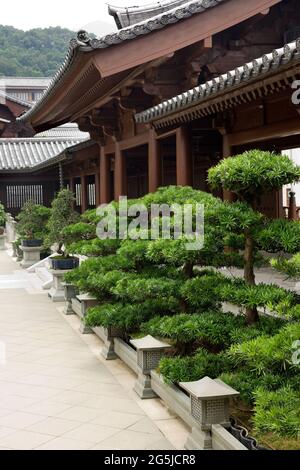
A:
[[0, 90, 32, 108], [0, 77, 52, 89], [135, 38, 300, 125], [0, 124, 90, 171], [35, 123, 90, 139], [19, 0, 226, 124], [108, 1, 190, 29]]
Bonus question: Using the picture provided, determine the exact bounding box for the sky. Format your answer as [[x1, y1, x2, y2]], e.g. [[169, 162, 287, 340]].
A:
[[0, 0, 154, 32]]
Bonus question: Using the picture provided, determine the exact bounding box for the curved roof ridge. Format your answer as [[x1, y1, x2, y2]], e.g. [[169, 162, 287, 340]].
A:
[[108, 0, 189, 29], [135, 38, 300, 125], [18, 0, 227, 124]]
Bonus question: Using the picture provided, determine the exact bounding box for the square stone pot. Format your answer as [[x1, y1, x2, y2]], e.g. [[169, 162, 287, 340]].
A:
[[20, 244, 42, 268], [71, 294, 98, 334], [0, 233, 6, 251], [62, 283, 79, 315], [48, 269, 73, 302]]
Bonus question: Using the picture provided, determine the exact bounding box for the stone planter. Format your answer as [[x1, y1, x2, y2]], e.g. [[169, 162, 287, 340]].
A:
[[50, 256, 79, 270], [0, 233, 6, 251], [92, 325, 124, 360], [48, 269, 72, 302], [71, 294, 98, 334], [22, 239, 43, 248], [114, 338, 138, 373], [102, 326, 124, 360], [62, 283, 79, 315], [20, 244, 42, 268]]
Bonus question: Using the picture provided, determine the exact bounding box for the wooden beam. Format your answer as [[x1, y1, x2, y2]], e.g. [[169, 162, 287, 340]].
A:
[[228, 117, 300, 146]]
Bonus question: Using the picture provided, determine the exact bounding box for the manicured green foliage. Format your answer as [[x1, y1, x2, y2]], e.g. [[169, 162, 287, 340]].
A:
[[218, 279, 298, 316], [16, 201, 50, 241], [112, 277, 181, 303], [159, 349, 233, 384], [228, 322, 300, 375], [253, 386, 300, 438], [86, 298, 179, 332], [0, 203, 6, 228], [258, 219, 300, 254], [181, 272, 224, 311], [46, 189, 79, 254], [59, 185, 300, 443], [271, 253, 300, 280], [208, 150, 300, 200], [209, 151, 300, 324], [219, 371, 286, 406], [62, 222, 96, 244]]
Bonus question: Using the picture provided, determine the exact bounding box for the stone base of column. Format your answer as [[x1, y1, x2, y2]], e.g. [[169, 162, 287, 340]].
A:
[[134, 372, 157, 399], [184, 426, 212, 450], [101, 338, 118, 360], [48, 269, 72, 302], [79, 321, 93, 335], [0, 234, 6, 251], [63, 300, 75, 315], [20, 245, 41, 268]]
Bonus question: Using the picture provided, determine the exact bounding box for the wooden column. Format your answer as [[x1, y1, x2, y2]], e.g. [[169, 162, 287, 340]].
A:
[[100, 146, 111, 204], [81, 175, 88, 213], [69, 177, 75, 209], [95, 170, 100, 207], [222, 134, 236, 203], [176, 126, 193, 186], [148, 129, 161, 193], [69, 177, 75, 195], [114, 143, 127, 200]]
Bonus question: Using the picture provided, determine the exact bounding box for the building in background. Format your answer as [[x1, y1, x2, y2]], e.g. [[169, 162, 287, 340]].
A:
[[0, 77, 51, 104], [283, 149, 300, 211], [0, 0, 299, 219], [0, 77, 51, 137]]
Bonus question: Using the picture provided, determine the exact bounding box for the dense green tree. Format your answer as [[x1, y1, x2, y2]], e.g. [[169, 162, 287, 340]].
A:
[[0, 26, 79, 76]]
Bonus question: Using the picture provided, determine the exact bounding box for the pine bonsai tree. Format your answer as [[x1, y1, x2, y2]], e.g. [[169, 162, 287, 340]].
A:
[[0, 203, 6, 234], [208, 150, 300, 323], [16, 200, 50, 242], [46, 189, 79, 256]]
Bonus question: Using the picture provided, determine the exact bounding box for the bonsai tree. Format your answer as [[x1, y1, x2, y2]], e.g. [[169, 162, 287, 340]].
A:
[[0, 203, 6, 235], [46, 189, 79, 257], [16, 200, 50, 243], [208, 149, 300, 323]]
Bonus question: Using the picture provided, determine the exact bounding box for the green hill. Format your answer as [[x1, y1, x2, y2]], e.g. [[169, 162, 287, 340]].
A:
[[0, 25, 76, 77]]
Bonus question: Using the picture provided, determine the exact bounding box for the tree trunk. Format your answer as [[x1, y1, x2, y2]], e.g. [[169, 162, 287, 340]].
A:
[[244, 232, 259, 325], [183, 261, 194, 278]]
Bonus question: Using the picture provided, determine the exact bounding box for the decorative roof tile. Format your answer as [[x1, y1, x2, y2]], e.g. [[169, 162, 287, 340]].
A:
[[0, 90, 32, 108], [135, 38, 300, 125], [19, 0, 227, 124], [108, 1, 189, 29], [0, 124, 89, 172]]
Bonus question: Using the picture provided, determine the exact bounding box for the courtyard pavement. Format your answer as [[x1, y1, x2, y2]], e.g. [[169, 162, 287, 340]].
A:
[[0, 249, 188, 450]]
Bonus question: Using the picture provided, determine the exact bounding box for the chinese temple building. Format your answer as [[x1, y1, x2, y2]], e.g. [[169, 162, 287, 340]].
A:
[[1, 0, 300, 217]]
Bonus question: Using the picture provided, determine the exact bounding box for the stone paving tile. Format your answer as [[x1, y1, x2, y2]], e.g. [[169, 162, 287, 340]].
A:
[[92, 429, 168, 450], [36, 437, 93, 450], [0, 430, 53, 450], [0, 412, 46, 430], [27, 417, 81, 437], [63, 423, 120, 444]]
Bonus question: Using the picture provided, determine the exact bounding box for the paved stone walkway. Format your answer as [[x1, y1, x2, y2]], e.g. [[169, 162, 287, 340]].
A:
[[0, 250, 188, 450]]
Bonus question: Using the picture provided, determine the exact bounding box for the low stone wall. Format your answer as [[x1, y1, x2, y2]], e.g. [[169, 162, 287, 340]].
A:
[[114, 338, 138, 374], [212, 425, 247, 451]]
